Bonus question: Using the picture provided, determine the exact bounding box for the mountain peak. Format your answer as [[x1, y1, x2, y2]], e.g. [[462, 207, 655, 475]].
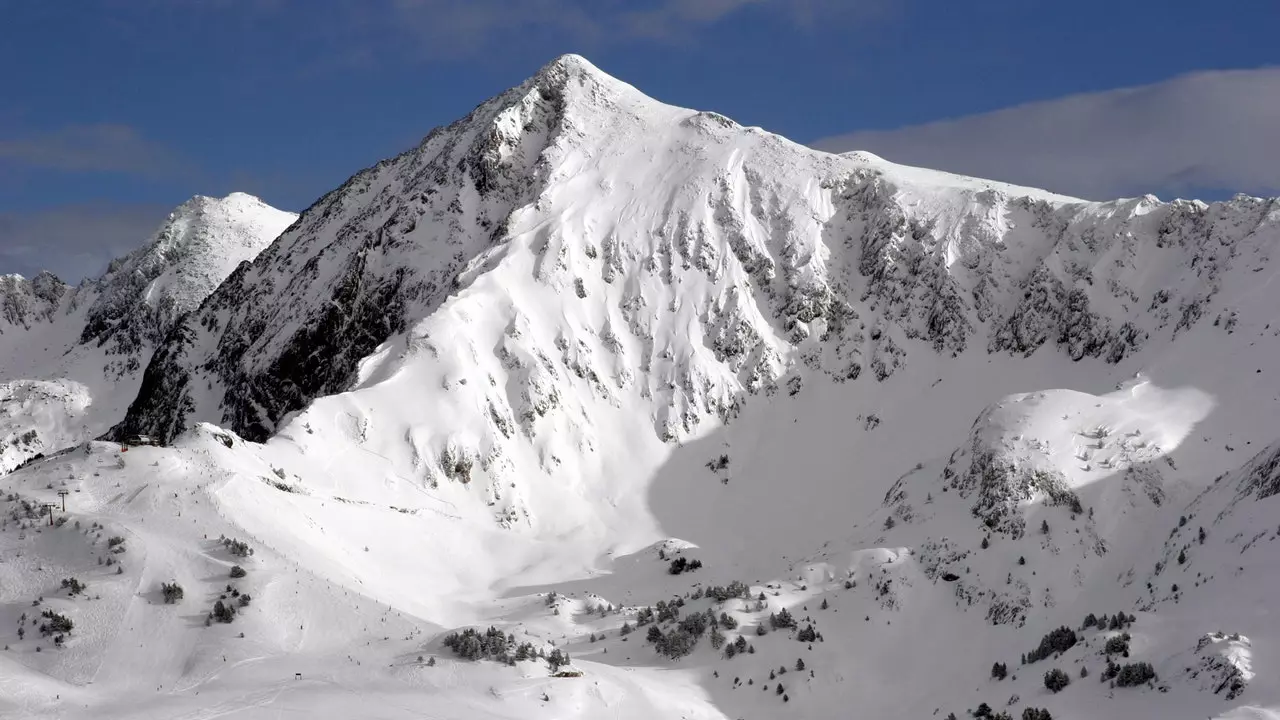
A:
[[77, 194, 296, 366], [536, 53, 601, 79]]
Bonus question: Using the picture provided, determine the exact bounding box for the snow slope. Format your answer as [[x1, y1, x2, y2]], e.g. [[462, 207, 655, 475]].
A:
[[0, 194, 296, 473], [3, 55, 1280, 720]]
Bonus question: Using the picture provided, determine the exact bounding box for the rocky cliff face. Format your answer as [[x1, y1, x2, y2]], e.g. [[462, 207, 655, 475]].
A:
[[0, 272, 72, 334]]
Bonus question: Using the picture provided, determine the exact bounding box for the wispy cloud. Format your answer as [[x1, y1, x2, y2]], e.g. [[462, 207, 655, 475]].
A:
[[379, 0, 882, 57], [0, 124, 187, 178], [622, 0, 876, 39], [811, 68, 1280, 201], [0, 203, 168, 283], [138, 0, 871, 59]]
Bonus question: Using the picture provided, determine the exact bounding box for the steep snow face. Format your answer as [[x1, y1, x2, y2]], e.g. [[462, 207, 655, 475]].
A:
[[120, 56, 1280, 455], [0, 194, 295, 470]]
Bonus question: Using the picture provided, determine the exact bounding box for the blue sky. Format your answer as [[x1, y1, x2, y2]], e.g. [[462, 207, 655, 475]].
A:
[[1, 0, 1278, 281]]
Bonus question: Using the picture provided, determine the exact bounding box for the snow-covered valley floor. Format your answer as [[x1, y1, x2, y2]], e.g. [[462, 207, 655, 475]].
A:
[[5, 342, 1280, 719]]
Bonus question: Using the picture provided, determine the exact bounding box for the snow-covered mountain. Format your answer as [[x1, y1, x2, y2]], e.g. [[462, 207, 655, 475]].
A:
[[4, 56, 1280, 720], [0, 193, 296, 472]]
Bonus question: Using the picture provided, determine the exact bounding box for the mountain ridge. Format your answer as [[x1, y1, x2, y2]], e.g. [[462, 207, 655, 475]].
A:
[[116, 55, 1280, 451]]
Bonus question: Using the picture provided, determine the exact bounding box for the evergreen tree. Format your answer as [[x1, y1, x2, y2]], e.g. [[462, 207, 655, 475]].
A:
[[1043, 668, 1070, 693], [161, 582, 184, 604], [770, 608, 796, 630], [709, 626, 726, 650]]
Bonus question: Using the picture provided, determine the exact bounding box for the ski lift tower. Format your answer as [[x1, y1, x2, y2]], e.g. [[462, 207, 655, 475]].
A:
[[57, 489, 69, 512], [42, 503, 58, 526]]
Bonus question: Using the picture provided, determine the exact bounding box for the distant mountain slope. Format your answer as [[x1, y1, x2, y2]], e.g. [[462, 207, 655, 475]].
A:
[[0, 193, 295, 472]]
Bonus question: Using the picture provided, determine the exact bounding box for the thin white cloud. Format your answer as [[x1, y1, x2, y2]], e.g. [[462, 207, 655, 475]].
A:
[[0, 204, 168, 283], [376, 0, 868, 54], [0, 124, 186, 178], [811, 68, 1280, 201]]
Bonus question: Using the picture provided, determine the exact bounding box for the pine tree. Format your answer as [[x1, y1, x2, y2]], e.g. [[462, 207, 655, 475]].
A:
[[1043, 668, 1070, 693]]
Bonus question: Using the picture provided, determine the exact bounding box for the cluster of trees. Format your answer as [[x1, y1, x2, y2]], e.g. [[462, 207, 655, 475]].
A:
[[39, 610, 73, 636], [444, 627, 521, 662], [633, 598, 688, 626], [1043, 668, 1070, 693], [161, 582, 184, 604], [1104, 633, 1131, 656], [441, 626, 564, 668], [956, 703, 1053, 720], [220, 536, 253, 557], [769, 608, 796, 630], [991, 661, 1008, 680], [7, 495, 45, 521], [1102, 660, 1156, 687], [211, 600, 237, 624], [230, 565, 247, 579], [723, 634, 752, 658], [60, 577, 85, 596], [668, 557, 703, 575], [1023, 626, 1077, 663], [650, 624, 698, 659], [656, 599, 682, 623], [1083, 612, 1135, 631], [703, 581, 750, 602], [646, 607, 754, 660]]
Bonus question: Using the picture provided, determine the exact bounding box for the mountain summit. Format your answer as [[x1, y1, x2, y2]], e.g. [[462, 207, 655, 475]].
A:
[[121, 55, 1276, 451]]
